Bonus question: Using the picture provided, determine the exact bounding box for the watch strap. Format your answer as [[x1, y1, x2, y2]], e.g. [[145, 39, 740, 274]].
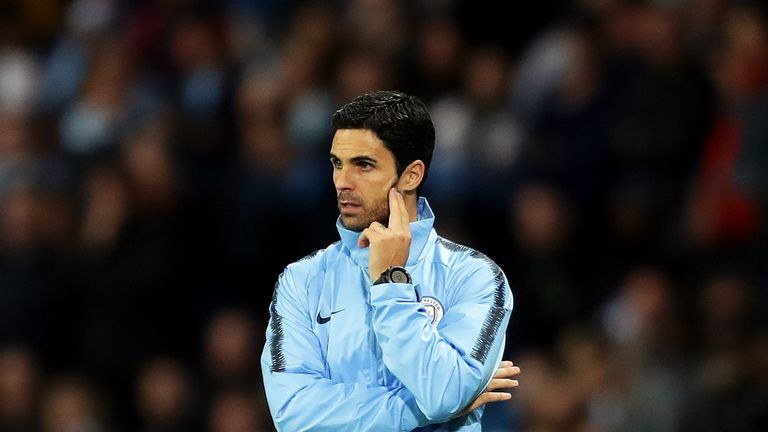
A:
[[372, 266, 411, 285], [373, 271, 390, 285]]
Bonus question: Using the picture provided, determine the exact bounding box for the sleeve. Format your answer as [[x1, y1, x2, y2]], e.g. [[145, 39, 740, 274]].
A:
[[260, 268, 431, 432], [369, 255, 513, 422]]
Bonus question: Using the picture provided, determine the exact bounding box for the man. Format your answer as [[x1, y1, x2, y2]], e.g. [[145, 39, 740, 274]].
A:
[[261, 91, 517, 431]]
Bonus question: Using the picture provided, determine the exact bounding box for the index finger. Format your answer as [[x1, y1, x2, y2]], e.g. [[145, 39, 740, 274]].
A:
[[395, 189, 410, 228], [388, 188, 408, 230]]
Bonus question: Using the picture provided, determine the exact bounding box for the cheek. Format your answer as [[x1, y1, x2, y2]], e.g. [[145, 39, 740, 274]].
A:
[[360, 177, 392, 201]]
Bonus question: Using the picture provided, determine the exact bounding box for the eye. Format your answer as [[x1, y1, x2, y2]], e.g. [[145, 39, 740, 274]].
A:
[[331, 159, 342, 169], [359, 161, 373, 171]]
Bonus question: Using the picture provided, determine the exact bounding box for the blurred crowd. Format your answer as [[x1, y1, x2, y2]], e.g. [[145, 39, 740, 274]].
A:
[[0, 0, 766, 430]]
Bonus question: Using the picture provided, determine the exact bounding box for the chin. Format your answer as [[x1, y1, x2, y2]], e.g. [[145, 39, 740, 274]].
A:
[[341, 216, 367, 232]]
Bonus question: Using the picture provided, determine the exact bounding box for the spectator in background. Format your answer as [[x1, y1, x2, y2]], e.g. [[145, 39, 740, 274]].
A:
[[209, 389, 272, 432], [343, 0, 408, 57], [514, 18, 610, 243], [0, 348, 38, 432], [0, 48, 39, 117], [40, 374, 106, 432], [505, 181, 584, 348], [230, 68, 338, 316], [59, 38, 130, 158], [427, 45, 523, 239], [203, 309, 260, 391], [554, 329, 622, 432], [281, 2, 338, 156], [405, 15, 464, 105], [77, 161, 129, 257], [601, 2, 715, 261], [230, 69, 292, 302], [679, 271, 767, 431], [513, 348, 585, 431], [599, 267, 687, 432], [0, 176, 73, 360], [686, 5, 767, 253], [136, 358, 199, 432], [72, 119, 194, 425], [203, 310, 271, 431], [697, 272, 761, 353]]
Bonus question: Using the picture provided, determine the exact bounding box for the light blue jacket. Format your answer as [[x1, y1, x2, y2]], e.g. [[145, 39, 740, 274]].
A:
[[261, 198, 513, 431]]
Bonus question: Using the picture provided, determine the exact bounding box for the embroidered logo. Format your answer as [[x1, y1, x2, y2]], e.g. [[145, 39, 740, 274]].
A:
[[421, 296, 444, 325], [316, 309, 344, 324]]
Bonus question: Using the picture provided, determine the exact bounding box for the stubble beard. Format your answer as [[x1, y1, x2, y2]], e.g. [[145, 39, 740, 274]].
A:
[[339, 195, 389, 232]]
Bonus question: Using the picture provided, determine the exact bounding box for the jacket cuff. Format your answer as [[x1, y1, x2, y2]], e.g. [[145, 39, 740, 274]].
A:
[[369, 282, 417, 304]]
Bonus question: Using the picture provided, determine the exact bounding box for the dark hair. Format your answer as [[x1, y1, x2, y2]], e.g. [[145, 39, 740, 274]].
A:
[[332, 91, 435, 193]]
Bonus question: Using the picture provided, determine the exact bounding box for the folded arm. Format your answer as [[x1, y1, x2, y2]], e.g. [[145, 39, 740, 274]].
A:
[[369, 254, 513, 422]]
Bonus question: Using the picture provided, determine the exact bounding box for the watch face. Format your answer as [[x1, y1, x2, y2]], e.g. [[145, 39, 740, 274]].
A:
[[390, 268, 410, 283]]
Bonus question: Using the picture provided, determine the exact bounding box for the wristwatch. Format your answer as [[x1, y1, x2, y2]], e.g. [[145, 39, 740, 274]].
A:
[[373, 266, 412, 285]]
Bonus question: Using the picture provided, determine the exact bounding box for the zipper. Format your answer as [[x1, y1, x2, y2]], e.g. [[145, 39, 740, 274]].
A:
[[364, 269, 386, 386]]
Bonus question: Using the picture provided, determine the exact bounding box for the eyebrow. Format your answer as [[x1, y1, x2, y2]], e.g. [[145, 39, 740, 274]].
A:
[[329, 153, 378, 164]]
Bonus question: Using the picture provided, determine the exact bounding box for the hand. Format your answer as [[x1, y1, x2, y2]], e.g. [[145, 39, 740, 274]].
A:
[[457, 361, 520, 417], [358, 188, 412, 281]]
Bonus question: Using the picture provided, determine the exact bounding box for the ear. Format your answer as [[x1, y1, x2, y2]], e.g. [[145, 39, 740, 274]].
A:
[[397, 160, 425, 193]]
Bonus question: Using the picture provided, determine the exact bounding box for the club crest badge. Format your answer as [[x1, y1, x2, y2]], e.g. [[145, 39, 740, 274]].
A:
[[421, 296, 444, 325]]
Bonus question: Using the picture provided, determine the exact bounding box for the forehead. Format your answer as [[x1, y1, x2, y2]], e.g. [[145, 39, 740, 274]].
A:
[[330, 129, 392, 160]]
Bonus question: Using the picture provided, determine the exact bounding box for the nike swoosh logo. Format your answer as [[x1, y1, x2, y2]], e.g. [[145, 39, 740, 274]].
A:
[[316, 309, 345, 324]]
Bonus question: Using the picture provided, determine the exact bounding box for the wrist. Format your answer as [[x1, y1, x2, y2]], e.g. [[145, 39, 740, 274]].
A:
[[373, 266, 411, 285]]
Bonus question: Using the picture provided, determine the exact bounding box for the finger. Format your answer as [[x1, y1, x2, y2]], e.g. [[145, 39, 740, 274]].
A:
[[478, 391, 512, 405], [500, 360, 515, 368], [358, 230, 369, 248], [396, 190, 410, 229], [368, 221, 387, 233], [387, 188, 403, 230], [494, 366, 521, 378], [486, 378, 519, 391], [460, 391, 512, 417], [358, 228, 380, 248], [387, 188, 409, 231]]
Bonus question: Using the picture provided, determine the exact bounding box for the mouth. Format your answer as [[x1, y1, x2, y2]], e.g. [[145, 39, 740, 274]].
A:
[[338, 201, 362, 215]]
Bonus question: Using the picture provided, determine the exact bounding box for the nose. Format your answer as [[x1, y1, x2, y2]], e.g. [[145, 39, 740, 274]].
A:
[[334, 166, 354, 191]]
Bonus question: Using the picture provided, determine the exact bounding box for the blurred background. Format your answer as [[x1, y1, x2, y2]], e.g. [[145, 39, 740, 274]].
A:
[[0, 0, 767, 430]]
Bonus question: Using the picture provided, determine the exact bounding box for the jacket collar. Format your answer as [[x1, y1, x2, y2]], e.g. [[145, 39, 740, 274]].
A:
[[336, 197, 436, 269]]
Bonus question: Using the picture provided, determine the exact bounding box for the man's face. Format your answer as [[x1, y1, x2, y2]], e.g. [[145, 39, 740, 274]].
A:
[[330, 129, 399, 232]]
